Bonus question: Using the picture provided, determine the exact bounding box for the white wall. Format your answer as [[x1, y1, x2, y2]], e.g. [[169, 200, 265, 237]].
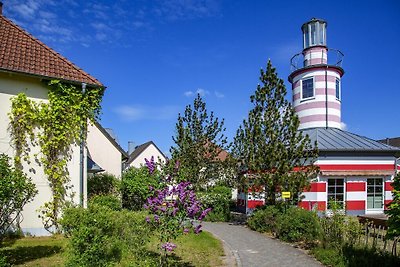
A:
[[0, 72, 86, 235], [128, 143, 166, 169], [86, 123, 122, 177]]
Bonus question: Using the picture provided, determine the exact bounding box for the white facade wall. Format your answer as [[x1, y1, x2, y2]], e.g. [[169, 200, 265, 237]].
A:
[[86, 123, 122, 177], [127, 143, 166, 169], [0, 73, 86, 235]]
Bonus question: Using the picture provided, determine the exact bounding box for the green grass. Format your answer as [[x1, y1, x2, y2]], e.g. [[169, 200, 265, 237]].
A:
[[0, 235, 66, 266], [0, 231, 224, 267]]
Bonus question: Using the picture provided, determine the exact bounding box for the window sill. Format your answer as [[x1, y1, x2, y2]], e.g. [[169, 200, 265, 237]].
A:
[[300, 97, 315, 103]]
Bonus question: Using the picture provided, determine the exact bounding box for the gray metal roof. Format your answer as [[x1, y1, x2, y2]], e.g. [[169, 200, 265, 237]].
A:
[[301, 127, 400, 153]]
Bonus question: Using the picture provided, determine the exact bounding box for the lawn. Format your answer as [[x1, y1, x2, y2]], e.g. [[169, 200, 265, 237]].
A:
[[0, 231, 224, 266]]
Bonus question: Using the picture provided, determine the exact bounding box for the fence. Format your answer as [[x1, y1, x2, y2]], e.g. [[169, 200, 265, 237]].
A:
[[357, 215, 400, 256]]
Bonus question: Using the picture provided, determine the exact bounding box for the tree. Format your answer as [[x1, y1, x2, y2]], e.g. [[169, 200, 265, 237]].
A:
[[386, 172, 400, 239], [170, 94, 233, 190], [0, 154, 37, 240], [232, 60, 318, 205], [121, 166, 161, 211]]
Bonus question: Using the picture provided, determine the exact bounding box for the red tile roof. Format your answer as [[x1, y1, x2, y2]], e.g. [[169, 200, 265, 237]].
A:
[[0, 14, 103, 87]]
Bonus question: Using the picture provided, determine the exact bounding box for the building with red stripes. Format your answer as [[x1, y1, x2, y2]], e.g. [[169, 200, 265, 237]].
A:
[[237, 18, 400, 215]]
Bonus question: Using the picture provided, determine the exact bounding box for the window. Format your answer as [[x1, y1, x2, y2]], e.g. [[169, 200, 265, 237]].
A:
[[327, 179, 344, 209], [367, 178, 383, 209], [335, 78, 341, 100], [302, 77, 314, 99]]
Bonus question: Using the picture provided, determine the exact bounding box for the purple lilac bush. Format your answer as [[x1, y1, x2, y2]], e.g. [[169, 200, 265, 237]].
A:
[[143, 157, 211, 265]]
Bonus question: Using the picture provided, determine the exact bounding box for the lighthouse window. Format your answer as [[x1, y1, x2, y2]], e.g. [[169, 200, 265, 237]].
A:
[[335, 78, 341, 100], [302, 77, 314, 99], [367, 178, 383, 209], [327, 178, 345, 209]]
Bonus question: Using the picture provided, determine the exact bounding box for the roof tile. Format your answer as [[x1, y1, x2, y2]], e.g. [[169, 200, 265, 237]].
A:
[[0, 14, 103, 87]]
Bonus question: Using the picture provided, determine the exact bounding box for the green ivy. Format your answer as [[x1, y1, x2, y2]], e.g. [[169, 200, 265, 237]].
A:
[[8, 80, 104, 233]]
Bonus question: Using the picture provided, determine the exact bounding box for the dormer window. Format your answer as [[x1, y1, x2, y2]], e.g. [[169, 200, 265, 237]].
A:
[[302, 77, 314, 100]]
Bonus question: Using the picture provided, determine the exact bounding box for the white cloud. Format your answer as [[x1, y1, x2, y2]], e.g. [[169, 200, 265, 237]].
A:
[[114, 105, 145, 121], [154, 0, 220, 21], [184, 91, 194, 97], [114, 105, 179, 121], [184, 88, 210, 97], [214, 91, 224, 98], [340, 122, 347, 130]]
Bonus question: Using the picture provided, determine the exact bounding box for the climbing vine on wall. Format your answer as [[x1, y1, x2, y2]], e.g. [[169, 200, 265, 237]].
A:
[[8, 80, 104, 233]]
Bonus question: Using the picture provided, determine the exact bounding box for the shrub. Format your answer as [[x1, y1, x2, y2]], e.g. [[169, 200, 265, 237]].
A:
[[87, 173, 120, 199], [198, 186, 232, 222], [0, 154, 37, 240], [60, 206, 152, 267], [247, 205, 280, 233], [121, 167, 160, 210], [88, 194, 121, 211], [319, 211, 362, 249], [275, 207, 320, 244]]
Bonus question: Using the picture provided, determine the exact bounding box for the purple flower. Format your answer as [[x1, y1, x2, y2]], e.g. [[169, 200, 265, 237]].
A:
[[183, 228, 189, 234], [145, 156, 155, 174], [145, 216, 150, 223], [194, 224, 202, 234], [154, 215, 159, 222], [199, 208, 212, 220], [161, 242, 177, 252]]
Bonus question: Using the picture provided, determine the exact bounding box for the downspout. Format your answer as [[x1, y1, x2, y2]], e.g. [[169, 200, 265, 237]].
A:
[[79, 83, 87, 206], [325, 65, 328, 129]]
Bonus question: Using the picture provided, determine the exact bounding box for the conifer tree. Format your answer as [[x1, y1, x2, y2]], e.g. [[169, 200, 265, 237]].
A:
[[233, 60, 318, 205], [170, 94, 233, 190]]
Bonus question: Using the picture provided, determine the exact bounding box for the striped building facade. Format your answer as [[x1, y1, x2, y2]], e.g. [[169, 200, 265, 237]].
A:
[[237, 18, 400, 215]]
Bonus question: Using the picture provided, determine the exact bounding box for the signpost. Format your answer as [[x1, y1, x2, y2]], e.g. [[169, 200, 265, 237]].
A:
[[282, 192, 291, 213], [282, 192, 291, 199]]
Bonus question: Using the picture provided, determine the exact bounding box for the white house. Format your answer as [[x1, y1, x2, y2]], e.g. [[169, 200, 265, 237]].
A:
[[86, 122, 128, 177], [0, 8, 105, 235], [125, 141, 167, 169]]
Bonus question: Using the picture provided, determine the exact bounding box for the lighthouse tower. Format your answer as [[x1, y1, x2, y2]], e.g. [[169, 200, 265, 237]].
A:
[[288, 18, 344, 129]]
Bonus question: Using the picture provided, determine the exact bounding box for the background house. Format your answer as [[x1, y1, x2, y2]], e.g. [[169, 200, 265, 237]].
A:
[[0, 9, 104, 235], [125, 141, 166, 169], [86, 122, 128, 177]]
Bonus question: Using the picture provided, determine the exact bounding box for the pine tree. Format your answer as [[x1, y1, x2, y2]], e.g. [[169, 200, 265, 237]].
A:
[[233, 60, 318, 205], [170, 94, 234, 190]]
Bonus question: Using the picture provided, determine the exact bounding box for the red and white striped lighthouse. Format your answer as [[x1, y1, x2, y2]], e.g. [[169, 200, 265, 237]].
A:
[[288, 18, 344, 130]]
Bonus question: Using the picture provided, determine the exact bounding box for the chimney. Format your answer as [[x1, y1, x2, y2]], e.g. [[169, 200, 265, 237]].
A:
[[0, 2, 3, 16], [128, 141, 136, 155]]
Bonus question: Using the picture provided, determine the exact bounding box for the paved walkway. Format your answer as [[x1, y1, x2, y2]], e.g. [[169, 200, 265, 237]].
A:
[[203, 222, 322, 267]]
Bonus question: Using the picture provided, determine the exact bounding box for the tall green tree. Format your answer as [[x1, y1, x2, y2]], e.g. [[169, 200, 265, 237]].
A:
[[232, 60, 318, 205], [386, 172, 400, 239], [170, 94, 234, 190]]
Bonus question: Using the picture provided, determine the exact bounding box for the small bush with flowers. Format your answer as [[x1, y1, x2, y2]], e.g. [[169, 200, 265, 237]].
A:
[[144, 159, 211, 266]]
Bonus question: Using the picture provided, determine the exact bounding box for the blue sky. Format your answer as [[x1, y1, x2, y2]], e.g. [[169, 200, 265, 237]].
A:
[[3, 0, 400, 156]]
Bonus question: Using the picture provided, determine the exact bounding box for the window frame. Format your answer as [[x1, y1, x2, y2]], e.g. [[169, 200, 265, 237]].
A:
[[335, 78, 341, 100], [301, 77, 315, 101], [366, 178, 384, 210], [327, 178, 345, 210]]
